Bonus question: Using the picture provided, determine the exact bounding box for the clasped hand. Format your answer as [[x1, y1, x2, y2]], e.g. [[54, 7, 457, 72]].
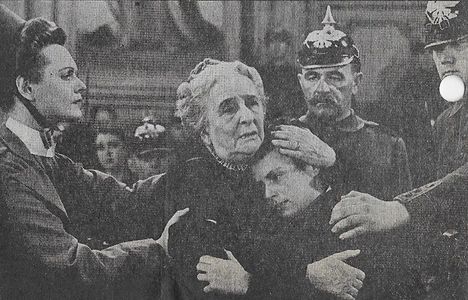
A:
[[307, 250, 365, 300], [196, 250, 250, 295]]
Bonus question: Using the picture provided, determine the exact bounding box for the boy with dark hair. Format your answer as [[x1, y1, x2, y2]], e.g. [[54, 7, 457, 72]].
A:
[[195, 127, 424, 300]]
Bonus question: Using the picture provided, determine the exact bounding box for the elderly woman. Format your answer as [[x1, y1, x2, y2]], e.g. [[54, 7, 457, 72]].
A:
[[147, 58, 336, 300]]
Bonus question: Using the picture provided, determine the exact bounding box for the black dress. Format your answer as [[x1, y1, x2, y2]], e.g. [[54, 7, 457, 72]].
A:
[[160, 143, 267, 300]]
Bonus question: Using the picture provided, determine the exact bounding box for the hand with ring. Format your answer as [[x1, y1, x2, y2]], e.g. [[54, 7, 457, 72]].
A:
[[289, 140, 300, 150], [271, 125, 336, 167]]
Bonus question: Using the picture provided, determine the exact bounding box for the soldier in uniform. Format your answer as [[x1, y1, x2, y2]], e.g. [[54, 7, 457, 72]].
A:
[[275, 6, 412, 200], [329, 1, 468, 298], [424, 1, 468, 178]]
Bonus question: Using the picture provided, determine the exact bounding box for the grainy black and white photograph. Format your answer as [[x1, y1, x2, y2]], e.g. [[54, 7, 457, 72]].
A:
[[0, 0, 467, 299]]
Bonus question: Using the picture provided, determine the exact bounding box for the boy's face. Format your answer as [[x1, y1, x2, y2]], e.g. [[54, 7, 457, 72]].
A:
[[252, 150, 320, 217]]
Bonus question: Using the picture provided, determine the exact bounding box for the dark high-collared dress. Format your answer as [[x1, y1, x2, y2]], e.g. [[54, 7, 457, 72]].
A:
[[159, 144, 267, 300]]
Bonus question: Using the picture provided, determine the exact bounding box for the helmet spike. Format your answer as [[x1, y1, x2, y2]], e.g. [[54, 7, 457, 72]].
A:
[[321, 5, 336, 27], [298, 5, 358, 69]]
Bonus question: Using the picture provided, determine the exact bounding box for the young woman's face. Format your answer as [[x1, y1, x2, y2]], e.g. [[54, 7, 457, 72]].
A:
[[29, 44, 86, 121], [96, 133, 127, 171]]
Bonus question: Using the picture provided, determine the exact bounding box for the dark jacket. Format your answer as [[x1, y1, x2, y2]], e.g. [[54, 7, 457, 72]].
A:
[[434, 102, 468, 179], [395, 102, 468, 260], [394, 102, 468, 299], [245, 190, 424, 300], [298, 111, 412, 200], [0, 125, 166, 299]]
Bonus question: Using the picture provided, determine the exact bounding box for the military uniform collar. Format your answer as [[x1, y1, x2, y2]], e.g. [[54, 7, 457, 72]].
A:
[[5, 117, 56, 157], [447, 99, 465, 118], [301, 109, 376, 133]]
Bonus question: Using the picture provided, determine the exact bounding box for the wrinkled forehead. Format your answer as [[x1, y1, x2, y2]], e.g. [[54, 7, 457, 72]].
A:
[[211, 74, 258, 100]]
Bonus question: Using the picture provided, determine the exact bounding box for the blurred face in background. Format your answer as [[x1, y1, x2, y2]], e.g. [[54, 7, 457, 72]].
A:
[[128, 150, 175, 178], [266, 40, 292, 67], [96, 132, 128, 172]]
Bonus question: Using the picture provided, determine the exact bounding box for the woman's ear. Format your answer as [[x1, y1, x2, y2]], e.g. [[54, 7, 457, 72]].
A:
[[16, 75, 34, 101]]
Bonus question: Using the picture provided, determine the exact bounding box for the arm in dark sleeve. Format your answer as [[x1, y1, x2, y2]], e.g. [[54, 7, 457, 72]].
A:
[[168, 212, 232, 300], [396, 162, 468, 236], [391, 163, 468, 291], [247, 265, 324, 300], [2, 178, 166, 296], [60, 155, 167, 241], [243, 236, 324, 300]]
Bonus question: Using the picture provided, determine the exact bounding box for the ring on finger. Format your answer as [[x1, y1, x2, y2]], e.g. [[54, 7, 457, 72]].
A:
[[291, 141, 300, 150]]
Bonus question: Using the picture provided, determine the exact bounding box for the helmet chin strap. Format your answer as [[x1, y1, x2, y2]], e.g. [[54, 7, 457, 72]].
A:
[[15, 92, 54, 129]]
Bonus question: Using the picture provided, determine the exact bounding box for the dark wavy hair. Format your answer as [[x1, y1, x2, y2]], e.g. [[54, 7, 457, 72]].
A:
[[4, 18, 66, 111], [2, 18, 66, 111], [16, 18, 66, 82], [254, 121, 307, 172], [253, 118, 332, 190]]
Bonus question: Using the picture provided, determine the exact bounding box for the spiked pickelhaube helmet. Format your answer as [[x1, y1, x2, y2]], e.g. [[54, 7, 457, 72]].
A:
[[298, 6, 360, 69]]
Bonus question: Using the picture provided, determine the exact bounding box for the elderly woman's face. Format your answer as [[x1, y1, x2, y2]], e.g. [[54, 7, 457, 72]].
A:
[[202, 74, 265, 162]]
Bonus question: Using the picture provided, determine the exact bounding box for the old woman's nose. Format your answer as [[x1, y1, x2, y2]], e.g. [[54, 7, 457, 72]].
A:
[[238, 102, 255, 125]]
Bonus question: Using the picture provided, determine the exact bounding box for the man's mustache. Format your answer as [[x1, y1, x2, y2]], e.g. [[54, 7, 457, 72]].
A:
[[308, 93, 338, 105]]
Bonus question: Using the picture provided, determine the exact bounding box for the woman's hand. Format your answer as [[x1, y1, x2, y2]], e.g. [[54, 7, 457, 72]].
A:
[[196, 250, 250, 295], [155, 208, 189, 255], [306, 250, 365, 300], [271, 125, 336, 168]]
